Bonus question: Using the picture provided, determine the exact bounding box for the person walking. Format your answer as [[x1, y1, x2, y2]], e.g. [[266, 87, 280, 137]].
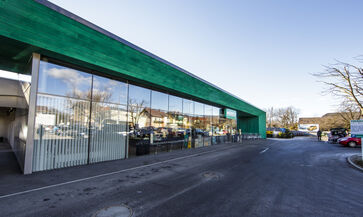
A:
[[317, 130, 322, 141]]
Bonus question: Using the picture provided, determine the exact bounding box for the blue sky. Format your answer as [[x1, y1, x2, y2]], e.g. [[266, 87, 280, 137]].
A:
[[49, 0, 363, 117]]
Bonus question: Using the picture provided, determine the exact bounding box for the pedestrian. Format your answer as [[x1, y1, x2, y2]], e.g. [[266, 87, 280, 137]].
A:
[[317, 130, 322, 141]]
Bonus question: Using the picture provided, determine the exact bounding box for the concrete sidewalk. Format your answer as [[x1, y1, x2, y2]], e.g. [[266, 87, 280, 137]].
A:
[[0, 142, 22, 176], [0, 140, 265, 198]]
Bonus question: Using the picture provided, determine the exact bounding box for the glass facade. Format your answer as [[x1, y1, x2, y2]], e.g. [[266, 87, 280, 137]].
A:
[[32, 59, 239, 172], [127, 85, 151, 157], [150, 90, 168, 153], [89, 75, 128, 163], [212, 106, 223, 144], [150, 91, 184, 153], [204, 105, 213, 146], [33, 61, 92, 171], [182, 99, 193, 148], [193, 102, 204, 148], [167, 95, 184, 149]]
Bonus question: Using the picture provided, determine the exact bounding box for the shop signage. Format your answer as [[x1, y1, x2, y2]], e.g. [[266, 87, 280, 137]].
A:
[[225, 109, 236, 120], [351, 120, 363, 160], [351, 120, 363, 136]]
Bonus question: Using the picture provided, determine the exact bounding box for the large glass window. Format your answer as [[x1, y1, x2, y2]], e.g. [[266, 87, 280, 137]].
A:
[[151, 91, 168, 112], [182, 99, 193, 148], [33, 61, 92, 171], [219, 117, 229, 143], [149, 92, 185, 153], [168, 95, 185, 149], [150, 91, 169, 153], [169, 95, 182, 113], [218, 109, 237, 143], [227, 109, 237, 142], [204, 105, 213, 146], [89, 75, 128, 163], [212, 106, 223, 144], [193, 102, 204, 148], [127, 85, 151, 157], [227, 109, 238, 142], [31, 58, 242, 172], [38, 61, 92, 99], [33, 60, 129, 171]]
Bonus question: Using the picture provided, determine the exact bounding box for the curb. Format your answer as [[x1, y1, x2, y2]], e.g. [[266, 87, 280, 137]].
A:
[[347, 155, 363, 172]]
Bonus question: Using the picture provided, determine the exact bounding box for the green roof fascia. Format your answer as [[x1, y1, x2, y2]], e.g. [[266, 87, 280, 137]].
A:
[[0, 0, 265, 117]]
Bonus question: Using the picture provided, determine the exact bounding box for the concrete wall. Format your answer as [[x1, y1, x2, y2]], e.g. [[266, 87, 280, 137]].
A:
[[0, 78, 28, 109], [7, 109, 28, 170], [0, 111, 11, 140]]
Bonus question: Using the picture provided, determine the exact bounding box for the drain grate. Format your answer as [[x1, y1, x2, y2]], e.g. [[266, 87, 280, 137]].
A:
[[94, 204, 133, 217]]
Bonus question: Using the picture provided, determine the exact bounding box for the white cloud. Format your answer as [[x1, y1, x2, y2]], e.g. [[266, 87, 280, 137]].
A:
[[47, 68, 91, 88]]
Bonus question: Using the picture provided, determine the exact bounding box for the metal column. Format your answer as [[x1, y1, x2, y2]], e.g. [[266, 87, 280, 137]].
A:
[[23, 53, 40, 174]]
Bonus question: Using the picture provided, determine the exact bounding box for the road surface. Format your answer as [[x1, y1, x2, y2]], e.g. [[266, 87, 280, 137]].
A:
[[0, 137, 362, 217]]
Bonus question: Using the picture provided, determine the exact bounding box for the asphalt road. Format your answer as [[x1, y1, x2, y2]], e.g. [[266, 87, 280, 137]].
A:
[[0, 137, 362, 217]]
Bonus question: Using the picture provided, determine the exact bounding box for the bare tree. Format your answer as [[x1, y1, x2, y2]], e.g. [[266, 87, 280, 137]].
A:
[[89, 88, 113, 128], [276, 107, 299, 130], [314, 60, 363, 118], [337, 100, 361, 129], [266, 107, 275, 128], [66, 86, 113, 127], [128, 99, 146, 128], [266, 106, 299, 130]]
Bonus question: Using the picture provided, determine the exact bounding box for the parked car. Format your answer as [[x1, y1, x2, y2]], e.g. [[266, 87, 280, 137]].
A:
[[266, 127, 284, 138], [291, 131, 309, 136], [338, 137, 362, 147], [328, 128, 347, 143], [266, 128, 274, 137]]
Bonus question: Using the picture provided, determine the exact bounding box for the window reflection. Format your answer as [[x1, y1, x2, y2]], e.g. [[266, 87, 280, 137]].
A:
[[204, 105, 213, 146], [212, 106, 223, 144], [127, 85, 151, 157], [32, 59, 243, 172], [169, 95, 182, 113], [38, 61, 92, 99], [231, 118, 238, 142], [150, 91, 168, 154], [193, 102, 204, 148], [34, 60, 92, 171], [149, 91, 185, 153], [168, 95, 186, 149], [212, 108, 238, 143], [151, 91, 168, 111], [182, 99, 193, 148], [92, 75, 127, 104], [33, 60, 130, 171], [33, 91, 91, 171], [90, 75, 128, 163]]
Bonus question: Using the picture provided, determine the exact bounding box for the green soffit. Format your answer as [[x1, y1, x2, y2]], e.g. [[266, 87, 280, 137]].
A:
[[0, 0, 265, 116]]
